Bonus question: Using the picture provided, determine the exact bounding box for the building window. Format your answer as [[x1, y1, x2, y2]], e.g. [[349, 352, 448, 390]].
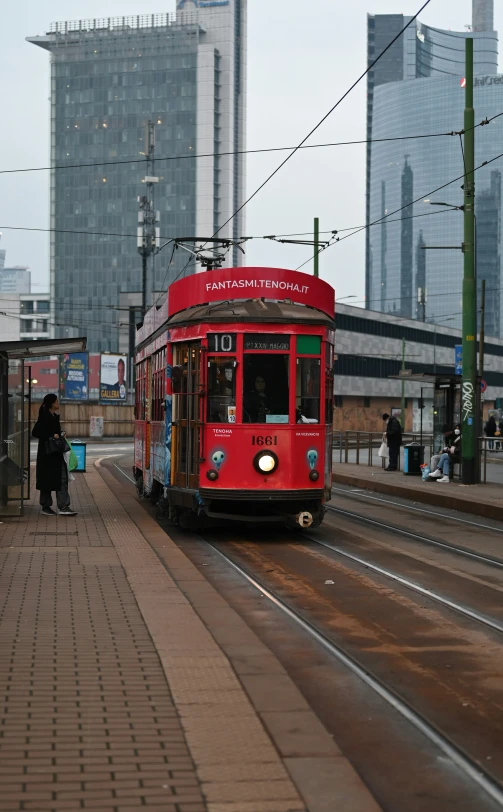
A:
[[363, 396, 371, 408], [334, 395, 343, 408], [36, 301, 50, 314], [21, 301, 34, 314]]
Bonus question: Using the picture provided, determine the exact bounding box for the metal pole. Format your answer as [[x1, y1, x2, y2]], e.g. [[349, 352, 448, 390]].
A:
[[420, 386, 423, 453], [401, 337, 405, 426], [313, 217, 319, 277], [0, 354, 9, 509], [142, 254, 148, 317], [479, 278, 485, 378], [461, 38, 477, 484], [433, 326, 436, 375]]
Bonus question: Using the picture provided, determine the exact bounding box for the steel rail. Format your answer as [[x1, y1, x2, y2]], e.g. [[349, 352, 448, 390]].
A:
[[206, 540, 503, 809], [331, 485, 503, 534], [326, 504, 503, 569], [311, 536, 503, 635]]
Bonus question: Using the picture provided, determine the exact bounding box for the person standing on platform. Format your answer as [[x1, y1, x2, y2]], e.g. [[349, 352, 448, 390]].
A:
[[382, 412, 402, 471], [485, 414, 497, 451], [32, 394, 78, 517]]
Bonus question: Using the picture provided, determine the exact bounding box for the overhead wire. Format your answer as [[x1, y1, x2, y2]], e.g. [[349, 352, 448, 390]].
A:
[[2, 120, 500, 178], [295, 145, 503, 270], [0, 204, 457, 243], [206, 0, 433, 246]]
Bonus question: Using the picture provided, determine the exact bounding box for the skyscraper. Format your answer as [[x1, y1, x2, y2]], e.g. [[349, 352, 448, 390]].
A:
[[365, 5, 502, 333], [28, 4, 247, 352]]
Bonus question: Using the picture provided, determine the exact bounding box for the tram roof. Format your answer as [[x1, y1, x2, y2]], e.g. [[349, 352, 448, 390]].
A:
[[137, 266, 335, 345]]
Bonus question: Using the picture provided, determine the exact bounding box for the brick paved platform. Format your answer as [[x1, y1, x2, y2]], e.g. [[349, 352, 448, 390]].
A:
[[332, 463, 503, 520], [0, 460, 381, 812]]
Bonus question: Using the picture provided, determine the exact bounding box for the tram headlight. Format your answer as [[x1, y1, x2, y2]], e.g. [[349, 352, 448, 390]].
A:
[[206, 469, 219, 481], [253, 451, 279, 474], [309, 470, 320, 481]]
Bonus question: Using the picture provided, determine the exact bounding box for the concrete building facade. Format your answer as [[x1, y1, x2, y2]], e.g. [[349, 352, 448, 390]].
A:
[[366, 3, 501, 334], [334, 301, 503, 432], [28, 4, 247, 352]]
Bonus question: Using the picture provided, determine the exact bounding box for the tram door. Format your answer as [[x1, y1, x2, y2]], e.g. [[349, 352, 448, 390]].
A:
[[172, 342, 203, 489]]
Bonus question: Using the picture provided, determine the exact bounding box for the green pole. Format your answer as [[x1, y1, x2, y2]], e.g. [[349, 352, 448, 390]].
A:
[[314, 217, 319, 277], [462, 38, 477, 484], [401, 337, 405, 427]]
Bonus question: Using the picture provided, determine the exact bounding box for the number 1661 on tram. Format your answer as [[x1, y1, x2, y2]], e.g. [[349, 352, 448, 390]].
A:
[[133, 265, 335, 529]]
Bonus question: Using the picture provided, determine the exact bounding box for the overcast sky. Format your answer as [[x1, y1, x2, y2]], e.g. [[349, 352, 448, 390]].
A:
[[0, 0, 501, 306]]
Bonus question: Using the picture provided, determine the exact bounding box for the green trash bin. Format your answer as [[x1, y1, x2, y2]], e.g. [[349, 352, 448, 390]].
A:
[[70, 441, 87, 472]]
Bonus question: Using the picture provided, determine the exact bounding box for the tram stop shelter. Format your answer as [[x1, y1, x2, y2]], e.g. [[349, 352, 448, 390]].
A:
[[0, 337, 86, 517], [390, 371, 483, 481]]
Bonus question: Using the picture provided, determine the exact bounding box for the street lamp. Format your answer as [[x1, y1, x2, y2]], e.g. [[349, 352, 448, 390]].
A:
[[425, 200, 463, 211]]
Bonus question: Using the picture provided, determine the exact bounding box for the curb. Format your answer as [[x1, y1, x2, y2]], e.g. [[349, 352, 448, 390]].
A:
[[332, 470, 503, 522]]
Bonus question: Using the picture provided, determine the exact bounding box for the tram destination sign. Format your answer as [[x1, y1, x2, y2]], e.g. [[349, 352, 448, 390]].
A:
[[168, 267, 335, 320], [244, 334, 290, 351]]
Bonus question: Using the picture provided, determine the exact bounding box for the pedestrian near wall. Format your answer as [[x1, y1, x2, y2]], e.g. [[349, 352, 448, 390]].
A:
[[32, 394, 77, 516], [382, 412, 402, 471], [485, 414, 497, 451]]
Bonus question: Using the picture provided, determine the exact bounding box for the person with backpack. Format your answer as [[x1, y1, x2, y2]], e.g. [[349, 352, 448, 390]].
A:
[[31, 394, 78, 516], [382, 412, 402, 471]]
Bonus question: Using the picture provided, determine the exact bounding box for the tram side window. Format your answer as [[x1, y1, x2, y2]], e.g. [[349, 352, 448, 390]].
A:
[[296, 358, 321, 422], [243, 355, 289, 423], [152, 349, 166, 421], [207, 358, 236, 423], [325, 342, 334, 425], [135, 363, 146, 421]]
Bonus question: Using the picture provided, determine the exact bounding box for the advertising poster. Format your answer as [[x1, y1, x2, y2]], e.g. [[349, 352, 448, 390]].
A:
[[59, 353, 88, 401], [100, 354, 128, 404]]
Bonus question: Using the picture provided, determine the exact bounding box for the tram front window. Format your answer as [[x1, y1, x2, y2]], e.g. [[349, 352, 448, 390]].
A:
[[207, 358, 236, 423], [243, 355, 289, 423]]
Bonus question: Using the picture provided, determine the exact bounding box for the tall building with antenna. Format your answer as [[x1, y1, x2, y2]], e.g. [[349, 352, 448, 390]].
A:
[[28, 4, 247, 352], [365, 2, 503, 336]]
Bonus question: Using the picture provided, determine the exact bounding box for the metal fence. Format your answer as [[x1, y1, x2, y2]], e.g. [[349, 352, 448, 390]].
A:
[[332, 431, 434, 469], [333, 430, 494, 484]]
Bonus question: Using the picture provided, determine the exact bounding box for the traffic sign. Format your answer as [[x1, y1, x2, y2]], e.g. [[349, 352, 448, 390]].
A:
[[454, 345, 462, 374], [481, 380, 487, 393]]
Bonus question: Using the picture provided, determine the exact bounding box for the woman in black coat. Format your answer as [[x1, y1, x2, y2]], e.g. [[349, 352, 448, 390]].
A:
[[32, 394, 77, 516]]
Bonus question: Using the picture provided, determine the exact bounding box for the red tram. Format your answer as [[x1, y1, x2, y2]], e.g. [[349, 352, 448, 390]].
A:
[[133, 266, 335, 528]]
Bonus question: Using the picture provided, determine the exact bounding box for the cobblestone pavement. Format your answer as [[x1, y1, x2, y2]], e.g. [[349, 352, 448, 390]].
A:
[[0, 466, 306, 812]]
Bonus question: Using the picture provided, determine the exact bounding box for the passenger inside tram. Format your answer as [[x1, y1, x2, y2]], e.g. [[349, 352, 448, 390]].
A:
[[243, 355, 289, 423]]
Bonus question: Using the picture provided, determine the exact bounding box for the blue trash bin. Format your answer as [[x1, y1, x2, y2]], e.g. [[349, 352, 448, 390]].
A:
[[71, 441, 87, 472], [403, 443, 423, 475]]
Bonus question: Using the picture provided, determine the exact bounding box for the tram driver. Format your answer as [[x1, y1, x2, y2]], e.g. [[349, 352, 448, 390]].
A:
[[244, 375, 273, 422]]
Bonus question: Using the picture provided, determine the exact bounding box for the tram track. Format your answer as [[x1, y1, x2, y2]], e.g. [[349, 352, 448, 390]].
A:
[[107, 454, 503, 810], [113, 455, 503, 635], [204, 535, 503, 810], [309, 534, 503, 635], [325, 503, 503, 570], [331, 485, 503, 534]]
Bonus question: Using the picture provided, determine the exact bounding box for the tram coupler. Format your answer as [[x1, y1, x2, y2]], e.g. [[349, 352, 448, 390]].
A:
[[296, 511, 313, 528]]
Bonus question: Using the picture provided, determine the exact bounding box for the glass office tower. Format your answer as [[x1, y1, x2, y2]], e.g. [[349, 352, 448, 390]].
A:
[[366, 4, 500, 334], [28, 6, 247, 352]]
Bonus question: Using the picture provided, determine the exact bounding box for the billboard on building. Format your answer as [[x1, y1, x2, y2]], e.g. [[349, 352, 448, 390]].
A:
[[59, 353, 88, 401], [100, 354, 128, 404]]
